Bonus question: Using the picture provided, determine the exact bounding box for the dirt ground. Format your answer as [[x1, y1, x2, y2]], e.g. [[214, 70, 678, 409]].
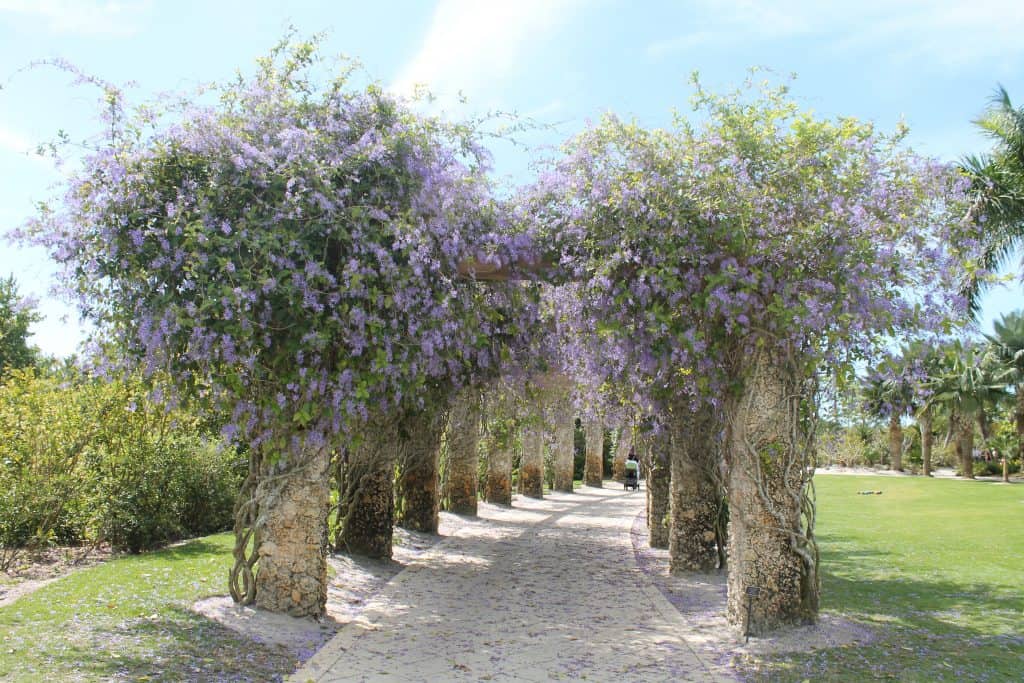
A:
[[0, 544, 114, 608]]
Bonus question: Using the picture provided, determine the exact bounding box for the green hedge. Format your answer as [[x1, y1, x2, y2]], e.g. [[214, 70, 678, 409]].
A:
[[0, 368, 241, 557]]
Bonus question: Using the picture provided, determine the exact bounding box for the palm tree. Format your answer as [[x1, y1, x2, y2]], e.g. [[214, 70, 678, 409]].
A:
[[960, 86, 1024, 315], [985, 310, 1024, 464], [926, 342, 1006, 478], [901, 341, 945, 477], [861, 369, 914, 472]]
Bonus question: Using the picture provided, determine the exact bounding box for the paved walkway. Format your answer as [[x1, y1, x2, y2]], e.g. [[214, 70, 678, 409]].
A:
[[291, 486, 734, 682]]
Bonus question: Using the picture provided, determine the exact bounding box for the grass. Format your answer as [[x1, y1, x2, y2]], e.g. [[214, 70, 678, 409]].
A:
[[740, 475, 1024, 682], [0, 533, 293, 682]]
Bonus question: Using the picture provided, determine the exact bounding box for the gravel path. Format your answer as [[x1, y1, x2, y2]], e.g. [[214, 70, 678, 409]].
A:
[[291, 486, 734, 683]]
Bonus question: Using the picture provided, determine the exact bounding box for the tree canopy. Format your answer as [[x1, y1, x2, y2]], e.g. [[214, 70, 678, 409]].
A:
[[527, 74, 973, 413], [0, 276, 41, 375], [23, 40, 538, 449]]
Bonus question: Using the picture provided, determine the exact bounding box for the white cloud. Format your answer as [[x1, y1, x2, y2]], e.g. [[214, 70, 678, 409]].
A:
[[0, 0, 150, 37], [0, 124, 56, 169], [647, 0, 1024, 68], [0, 125, 32, 154], [391, 0, 584, 104], [647, 30, 718, 59]]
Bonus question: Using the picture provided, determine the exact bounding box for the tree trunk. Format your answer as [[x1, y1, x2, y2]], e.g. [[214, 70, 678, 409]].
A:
[[519, 421, 544, 498], [725, 346, 818, 635], [252, 437, 330, 617], [669, 403, 724, 573], [484, 422, 514, 505], [888, 413, 903, 472], [551, 401, 575, 493], [583, 420, 604, 488], [919, 407, 933, 476], [611, 426, 632, 482], [395, 406, 448, 533], [956, 411, 975, 479], [443, 388, 481, 516], [336, 414, 400, 558], [646, 428, 671, 549], [1016, 389, 1024, 464]]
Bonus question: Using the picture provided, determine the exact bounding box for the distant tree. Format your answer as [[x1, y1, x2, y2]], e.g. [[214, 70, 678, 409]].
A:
[[961, 86, 1024, 314], [927, 341, 1006, 478], [985, 310, 1024, 462], [861, 369, 914, 472], [0, 276, 41, 375]]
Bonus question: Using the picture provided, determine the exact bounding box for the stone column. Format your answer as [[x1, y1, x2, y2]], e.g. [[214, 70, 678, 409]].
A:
[[336, 413, 400, 559], [443, 388, 482, 515], [519, 420, 545, 499], [644, 428, 670, 549], [668, 403, 724, 573], [396, 405, 448, 533], [551, 401, 576, 493], [484, 420, 514, 506], [726, 346, 818, 634], [254, 437, 330, 617], [583, 420, 604, 488], [611, 425, 632, 483]]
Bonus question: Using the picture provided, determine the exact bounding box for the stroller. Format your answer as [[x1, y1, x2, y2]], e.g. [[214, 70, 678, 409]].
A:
[[623, 463, 640, 491]]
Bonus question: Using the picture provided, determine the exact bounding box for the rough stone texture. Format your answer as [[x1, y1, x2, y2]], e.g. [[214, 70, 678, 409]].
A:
[[396, 406, 447, 533], [645, 429, 671, 549], [725, 348, 818, 634], [254, 443, 331, 618], [583, 420, 604, 488], [485, 437, 513, 506], [337, 415, 400, 559], [519, 423, 544, 499], [444, 388, 481, 516], [668, 404, 724, 573], [551, 402, 575, 493], [611, 425, 632, 482]]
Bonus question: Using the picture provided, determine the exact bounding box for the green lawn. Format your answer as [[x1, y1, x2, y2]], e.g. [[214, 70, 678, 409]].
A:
[[0, 533, 293, 682], [740, 475, 1024, 682]]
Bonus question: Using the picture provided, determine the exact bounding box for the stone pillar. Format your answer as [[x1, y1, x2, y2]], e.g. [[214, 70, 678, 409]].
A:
[[396, 406, 448, 533], [337, 413, 400, 559], [484, 421, 514, 505], [668, 403, 723, 573], [552, 401, 576, 493], [519, 421, 545, 499], [726, 347, 818, 634], [583, 420, 604, 488], [645, 428, 670, 549], [611, 425, 632, 483], [254, 438, 330, 617], [443, 388, 482, 515]]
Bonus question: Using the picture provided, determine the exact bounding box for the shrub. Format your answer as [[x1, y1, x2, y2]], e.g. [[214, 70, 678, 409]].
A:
[[0, 368, 241, 557]]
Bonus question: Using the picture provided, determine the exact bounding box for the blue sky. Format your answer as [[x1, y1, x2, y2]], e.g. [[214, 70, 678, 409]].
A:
[[2, 0, 1023, 357]]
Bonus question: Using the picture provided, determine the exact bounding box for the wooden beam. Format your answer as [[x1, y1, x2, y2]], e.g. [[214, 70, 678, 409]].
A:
[[455, 255, 554, 282]]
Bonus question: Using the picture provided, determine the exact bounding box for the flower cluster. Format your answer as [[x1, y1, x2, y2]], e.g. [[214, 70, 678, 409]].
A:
[[22, 41, 539, 450], [527, 75, 975, 411]]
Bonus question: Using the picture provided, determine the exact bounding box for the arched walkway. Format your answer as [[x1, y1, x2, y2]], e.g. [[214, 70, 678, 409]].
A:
[[292, 487, 735, 682]]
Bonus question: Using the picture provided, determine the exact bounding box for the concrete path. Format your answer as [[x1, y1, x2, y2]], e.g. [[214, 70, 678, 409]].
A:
[[291, 485, 734, 682]]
